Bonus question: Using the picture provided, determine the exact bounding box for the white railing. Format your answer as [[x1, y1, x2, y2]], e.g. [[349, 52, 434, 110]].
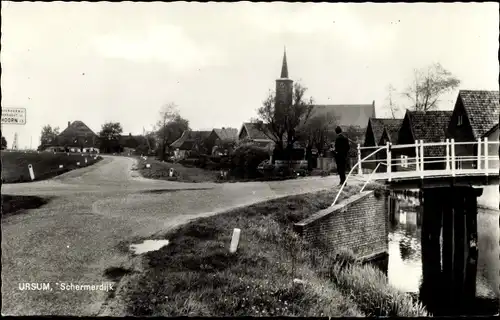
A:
[[332, 138, 499, 206]]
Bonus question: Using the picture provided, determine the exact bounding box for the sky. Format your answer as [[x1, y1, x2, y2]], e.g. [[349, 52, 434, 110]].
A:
[[1, 2, 498, 149]]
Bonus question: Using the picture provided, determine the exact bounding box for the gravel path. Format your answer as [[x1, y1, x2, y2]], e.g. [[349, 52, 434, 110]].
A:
[[1, 156, 342, 316]]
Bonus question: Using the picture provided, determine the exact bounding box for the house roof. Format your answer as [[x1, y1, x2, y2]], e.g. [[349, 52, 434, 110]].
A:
[[482, 122, 499, 138], [239, 122, 273, 140], [382, 119, 403, 144], [170, 130, 212, 149], [458, 90, 499, 139], [407, 110, 453, 157], [59, 121, 97, 137], [309, 103, 375, 129], [369, 118, 403, 145], [213, 128, 239, 141]]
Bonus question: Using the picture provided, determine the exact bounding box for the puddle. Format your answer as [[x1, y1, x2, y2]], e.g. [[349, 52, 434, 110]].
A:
[[129, 240, 170, 254]]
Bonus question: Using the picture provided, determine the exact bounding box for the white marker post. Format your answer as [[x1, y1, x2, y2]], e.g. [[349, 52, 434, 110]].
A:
[[229, 228, 241, 253], [85, 158, 88, 164], [76, 162, 80, 166], [145, 163, 151, 168], [59, 164, 64, 169], [28, 164, 35, 181], [169, 168, 174, 177]]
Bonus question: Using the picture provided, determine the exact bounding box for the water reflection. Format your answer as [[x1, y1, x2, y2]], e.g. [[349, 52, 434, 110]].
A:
[[386, 193, 499, 316]]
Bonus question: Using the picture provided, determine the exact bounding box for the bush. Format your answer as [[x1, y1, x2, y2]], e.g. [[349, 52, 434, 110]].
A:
[[230, 145, 270, 179]]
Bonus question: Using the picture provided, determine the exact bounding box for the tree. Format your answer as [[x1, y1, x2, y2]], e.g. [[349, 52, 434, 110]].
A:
[[99, 122, 123, 153], [155, 103, 190, 160], [403, 63, 460, 112], [297, 109, 338, 156], [385, 84, 401, 119], [253, 82, 314, 160], [40, 125, 60, 148], [1, 136, 7, 150]]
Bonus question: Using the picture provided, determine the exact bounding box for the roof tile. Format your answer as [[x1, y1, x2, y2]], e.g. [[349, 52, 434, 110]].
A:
[[459, 90, 499, 139]]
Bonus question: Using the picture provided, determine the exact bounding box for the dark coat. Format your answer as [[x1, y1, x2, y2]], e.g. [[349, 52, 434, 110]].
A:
[[334, 133, 350, 157]]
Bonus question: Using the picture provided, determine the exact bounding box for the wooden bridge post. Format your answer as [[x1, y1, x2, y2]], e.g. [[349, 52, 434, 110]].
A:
[[386, 142, 391, 181], [420, 188, 445, 313], [484, 137, 489, 175], [476, 138, 482, 170], [445, 138, 450, 171], [357, 143, 362, 176], [451, 139, 456, 177]]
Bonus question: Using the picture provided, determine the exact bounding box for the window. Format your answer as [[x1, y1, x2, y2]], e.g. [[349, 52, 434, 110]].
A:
[[457, 115, 463, 126]]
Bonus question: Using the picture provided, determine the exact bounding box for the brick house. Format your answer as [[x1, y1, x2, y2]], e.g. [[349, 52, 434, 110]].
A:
[[170, 130, 214, 159], [446, 90, 499, 169], [57, 121, 99, 153], [395, 110, 452, 171], [362, 118, 403, 170]]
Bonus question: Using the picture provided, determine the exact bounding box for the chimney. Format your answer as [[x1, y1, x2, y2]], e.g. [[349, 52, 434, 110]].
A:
[[68, 121, 71, 128]]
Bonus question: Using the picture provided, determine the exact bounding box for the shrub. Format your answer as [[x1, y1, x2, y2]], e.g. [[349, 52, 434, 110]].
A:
[[230, 145, 270, 179]]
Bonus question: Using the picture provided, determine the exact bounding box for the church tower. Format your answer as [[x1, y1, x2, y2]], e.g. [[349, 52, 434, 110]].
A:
[[275, 48, 294, 107]]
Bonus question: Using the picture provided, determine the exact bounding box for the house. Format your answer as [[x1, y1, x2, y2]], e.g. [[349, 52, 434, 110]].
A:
[[395, 110, 453, 171], [170, 130, 213, 159], [362, 118, 403, 170], [238, 122, 275, 149], [209, 127, 239, 156], [446, 90, 499, 169], [56, 121, 99, 152]]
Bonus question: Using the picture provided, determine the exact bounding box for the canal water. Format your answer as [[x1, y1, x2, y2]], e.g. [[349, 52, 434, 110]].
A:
[[385, 186, 500, 315]]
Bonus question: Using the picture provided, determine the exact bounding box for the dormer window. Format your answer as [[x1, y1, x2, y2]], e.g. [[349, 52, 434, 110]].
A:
[[457, 115, 463, 126]]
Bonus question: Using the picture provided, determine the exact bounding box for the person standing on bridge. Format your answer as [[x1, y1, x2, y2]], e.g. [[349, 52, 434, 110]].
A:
[[333, 126, 350, 185]]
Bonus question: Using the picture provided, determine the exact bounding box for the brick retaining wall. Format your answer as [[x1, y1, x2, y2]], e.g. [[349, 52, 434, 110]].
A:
[[294, 190, 389, 259]]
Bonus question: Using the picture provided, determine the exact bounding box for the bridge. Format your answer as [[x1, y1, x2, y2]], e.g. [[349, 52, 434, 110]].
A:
[[332, 137, 499, 314]]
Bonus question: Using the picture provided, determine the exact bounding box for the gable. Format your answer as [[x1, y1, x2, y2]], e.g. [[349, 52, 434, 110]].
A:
[[459, 90, 499, 139]]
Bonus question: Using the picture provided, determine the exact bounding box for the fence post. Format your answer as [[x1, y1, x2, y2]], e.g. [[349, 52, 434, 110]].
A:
[[386, 142, 391, 181], [445, 138, 450, 171], [476, 138, 482, 170], [415, 140, 420, 172], [420, 140, 425, 176], [451, 138, 456, 177], [357, 144, 362, 176], [484, 137, 489, 176]]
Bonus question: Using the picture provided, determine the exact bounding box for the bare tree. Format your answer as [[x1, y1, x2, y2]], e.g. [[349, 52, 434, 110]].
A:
[[155, 103, 189, 160], [297, 109, 338, 155], [403, 63, 460, 112], [253, 82, 314, 159], [385, 84, 401, 119]]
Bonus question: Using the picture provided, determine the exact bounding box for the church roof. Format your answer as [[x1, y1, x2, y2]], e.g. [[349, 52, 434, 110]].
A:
[[309, 103, 376, 129], [280, 48, 289, 79]]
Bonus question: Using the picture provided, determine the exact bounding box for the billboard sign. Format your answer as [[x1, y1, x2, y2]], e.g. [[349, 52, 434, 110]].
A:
[[1, 107, 26, 125]]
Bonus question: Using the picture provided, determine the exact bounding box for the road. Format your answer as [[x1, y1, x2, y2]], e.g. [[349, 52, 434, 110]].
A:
[[1, 156, 342, 316]]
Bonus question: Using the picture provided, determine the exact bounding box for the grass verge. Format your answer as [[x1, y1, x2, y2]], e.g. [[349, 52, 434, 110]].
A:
[[136, 157, 218, 183], [1, 151, 102, 183], [1, 194, 51, 218], [115, 182, 427, 317]]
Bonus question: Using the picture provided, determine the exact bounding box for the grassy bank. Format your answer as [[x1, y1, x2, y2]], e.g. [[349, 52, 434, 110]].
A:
[[1, 194, 51, 218], [1, 151, 102, 183], [136, 157, 306, 183], [136, 157, 218, 183], [113, 182, 427, 317]]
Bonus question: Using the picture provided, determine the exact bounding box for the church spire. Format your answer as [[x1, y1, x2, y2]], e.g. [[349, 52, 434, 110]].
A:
[[280, 47, 288, 79]]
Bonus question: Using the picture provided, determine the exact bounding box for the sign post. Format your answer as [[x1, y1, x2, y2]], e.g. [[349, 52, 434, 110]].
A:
[[28, 164, 35, 181], [1, 107, 27, 125]]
